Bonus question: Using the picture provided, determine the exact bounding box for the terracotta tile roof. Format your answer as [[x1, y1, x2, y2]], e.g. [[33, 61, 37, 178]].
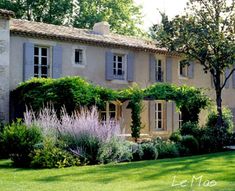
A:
[[10, 19, 178, 55], [0, 9, 15, 19]]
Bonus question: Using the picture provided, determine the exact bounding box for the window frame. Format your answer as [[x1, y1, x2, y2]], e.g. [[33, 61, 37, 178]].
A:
[[72, 46, 86, 67], [154, 101, 164, 131], [178, 61, 188, 78], [155, 59, 163, 82], [34, 46, 50, 78], [112, 53, 127, 80], [100, 101, 122, 124]]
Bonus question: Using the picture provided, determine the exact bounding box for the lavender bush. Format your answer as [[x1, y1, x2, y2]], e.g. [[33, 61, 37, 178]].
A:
[[24, 106, 126, 164]]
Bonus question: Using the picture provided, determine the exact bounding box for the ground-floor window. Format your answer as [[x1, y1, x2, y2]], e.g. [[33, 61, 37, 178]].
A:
[[155, 101, 164, 130], [179, 112, 183, 128], [100, 101, 122, 124]]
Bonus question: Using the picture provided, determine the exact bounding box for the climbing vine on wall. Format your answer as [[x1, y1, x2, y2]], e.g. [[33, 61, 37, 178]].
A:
[[12, 77, 210, 141]]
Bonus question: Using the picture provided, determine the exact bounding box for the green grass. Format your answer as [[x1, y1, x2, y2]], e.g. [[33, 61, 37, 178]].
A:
[[0, 151, 235, 191]]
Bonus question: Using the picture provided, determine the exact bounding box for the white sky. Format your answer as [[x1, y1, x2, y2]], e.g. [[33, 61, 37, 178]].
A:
[[134, 0, 188, 30]]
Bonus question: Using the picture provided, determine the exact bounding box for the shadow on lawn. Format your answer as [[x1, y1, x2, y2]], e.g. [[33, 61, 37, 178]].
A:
[[34, 151, 235, 184]]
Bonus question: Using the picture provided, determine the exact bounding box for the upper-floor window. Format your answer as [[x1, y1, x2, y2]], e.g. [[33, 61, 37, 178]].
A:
[[34, 46, 49, 78], [113, 54, 125, 80], [155, 102, 164, 130], [75, 49, 83, 65], [179, 61, 188, 78], [155, 59, 163, 82]]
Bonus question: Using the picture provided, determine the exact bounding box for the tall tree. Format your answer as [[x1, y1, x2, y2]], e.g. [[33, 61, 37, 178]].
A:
[[73, 0, 144, 36], [0, 0, 75, 25], [0, 0, 145, 36], [151, 0, 235, 127]]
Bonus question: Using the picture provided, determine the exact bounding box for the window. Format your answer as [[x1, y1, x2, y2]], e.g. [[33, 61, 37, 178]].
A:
[[34, 46, 49, 78], [155, 59, 163, 82], [113, 54, 125, 80], [179, 61, 188, 78], [75, 49, 83, 65], [155, 102, 164, 130], [100, 102, 121, 124], [179, 61, 188, 77], [179, 112, 183, 128]]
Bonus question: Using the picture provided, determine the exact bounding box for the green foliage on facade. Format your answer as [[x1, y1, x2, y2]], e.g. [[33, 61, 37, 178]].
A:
[[12, 77, 210, 141]]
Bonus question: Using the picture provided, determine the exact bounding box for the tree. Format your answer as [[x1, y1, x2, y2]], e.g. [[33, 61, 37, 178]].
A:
[[0, 0, 145, 36], [151, 0, 235, 127], [73, 0, 145, 36], [0, 0, 75, 25]]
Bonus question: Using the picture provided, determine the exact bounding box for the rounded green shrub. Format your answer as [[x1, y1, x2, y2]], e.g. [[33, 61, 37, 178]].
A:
[[169, 132, 182, 142], [180, 121, 202, 137], [140, 142, 158, 160], [180, 135, 199, 155], [1, 121, 43, 167], [153, 138, 179, 159], [131, 142, 144, 161], [97, 139, 132, 164], [31, 138, 80, 168]]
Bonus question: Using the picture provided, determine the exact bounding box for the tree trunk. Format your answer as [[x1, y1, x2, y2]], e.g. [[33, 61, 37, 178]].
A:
[[215, 88, 223, 127], [214, 72, 223, 127]]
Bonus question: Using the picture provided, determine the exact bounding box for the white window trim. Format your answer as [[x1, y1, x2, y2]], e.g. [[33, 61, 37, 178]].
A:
[[155, 101, 164, 131], [110, 49, 128, 82], [72, 45, 87, 68], [34, 45, 50, 78], [178, 62, 189, 79]]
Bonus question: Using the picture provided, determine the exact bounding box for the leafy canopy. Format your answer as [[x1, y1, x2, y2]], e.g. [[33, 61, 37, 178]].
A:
[[151, 0, 235, 126], [0, 0, 145, 36], [151, 0, 235, 89]]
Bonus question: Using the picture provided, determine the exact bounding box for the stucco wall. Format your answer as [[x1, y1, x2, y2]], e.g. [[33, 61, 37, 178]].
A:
[[0, 18, 10, 122], [9, 35, 235, 135]]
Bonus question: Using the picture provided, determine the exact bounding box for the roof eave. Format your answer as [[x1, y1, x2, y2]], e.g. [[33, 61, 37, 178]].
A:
[[10, 30, 180, 56]]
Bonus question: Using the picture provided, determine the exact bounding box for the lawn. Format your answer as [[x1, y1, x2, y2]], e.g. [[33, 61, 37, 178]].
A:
[[0, 151, 235, 191]]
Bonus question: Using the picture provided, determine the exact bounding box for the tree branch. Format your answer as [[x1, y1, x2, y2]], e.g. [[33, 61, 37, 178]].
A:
[[221, 67, 235, 89]]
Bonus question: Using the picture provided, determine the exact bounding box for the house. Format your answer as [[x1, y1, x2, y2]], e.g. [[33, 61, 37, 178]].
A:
[[0, 9, 235, 137]]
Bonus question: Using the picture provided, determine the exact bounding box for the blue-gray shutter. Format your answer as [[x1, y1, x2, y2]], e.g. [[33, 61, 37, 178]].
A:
[[225, 67, 230, 88], [173, 102, 179, 131], [105, 51, 113, 80], [149, 101, 155, 132], [232, 65, 235, 88], [166, 57, 173, 82], [166, 102, 173, 132], [52, 45, 62, 78], [188, 61, 194, 79], [23, 42, 34, 81], [149, 54, 156, 82], [127, 52, 134, 82]]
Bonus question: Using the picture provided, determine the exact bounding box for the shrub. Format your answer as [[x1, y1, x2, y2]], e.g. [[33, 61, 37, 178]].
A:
[[25, 107, 122, 165], [206, 107, 233, 132], [204, 107, 233, 151], [131, 142, 144, 161], [180, 135, 199, 155], [180, 121, 202, 139], [153, 138, 179, 159], [0, 121, 8, 159], [1, 121, 43, 167], [169, 131, 182, 142], [97, 138, 132, 164], [140, 142, 158, 160], [31, 138, 80, 168]]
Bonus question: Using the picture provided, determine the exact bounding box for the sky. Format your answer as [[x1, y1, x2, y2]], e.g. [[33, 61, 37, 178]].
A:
[[134, 0, 188, 30]]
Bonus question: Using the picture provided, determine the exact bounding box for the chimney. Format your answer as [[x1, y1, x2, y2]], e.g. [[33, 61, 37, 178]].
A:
[[93, 21, 110, 35]]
